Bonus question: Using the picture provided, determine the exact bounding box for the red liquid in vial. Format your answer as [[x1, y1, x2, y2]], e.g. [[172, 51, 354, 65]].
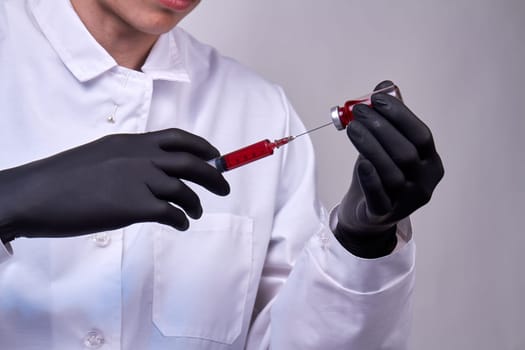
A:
[[332, 85, 401, 130], [336, 97, 370, 128]]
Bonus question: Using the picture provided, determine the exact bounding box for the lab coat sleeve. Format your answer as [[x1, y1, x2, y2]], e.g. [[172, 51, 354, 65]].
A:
[[245, 88, 415, 349]]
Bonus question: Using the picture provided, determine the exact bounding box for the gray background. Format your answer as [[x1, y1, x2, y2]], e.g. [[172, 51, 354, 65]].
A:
[[181, 1, 525, 349]]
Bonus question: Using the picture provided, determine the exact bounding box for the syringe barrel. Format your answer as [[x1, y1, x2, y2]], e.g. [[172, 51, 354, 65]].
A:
[[208, 139, 275, 173], [330, 85, 403, 130]]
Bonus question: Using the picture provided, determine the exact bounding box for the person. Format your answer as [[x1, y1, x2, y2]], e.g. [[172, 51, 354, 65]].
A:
[[0, 0, 444, 349]]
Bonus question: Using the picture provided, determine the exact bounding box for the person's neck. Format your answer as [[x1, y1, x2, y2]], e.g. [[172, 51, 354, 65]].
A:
[[70, 0, 158, 71]]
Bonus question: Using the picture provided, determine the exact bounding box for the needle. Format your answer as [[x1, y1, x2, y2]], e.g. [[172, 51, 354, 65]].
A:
[[294, 121, 333, 139]]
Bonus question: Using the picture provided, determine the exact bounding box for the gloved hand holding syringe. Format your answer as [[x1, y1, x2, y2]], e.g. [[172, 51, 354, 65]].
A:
[[208, 84, 402, 172]]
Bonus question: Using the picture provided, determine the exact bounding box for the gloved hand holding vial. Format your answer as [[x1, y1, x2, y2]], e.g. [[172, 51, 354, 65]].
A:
[[206, 81, 443, 257], [336, 81, 444, 257]]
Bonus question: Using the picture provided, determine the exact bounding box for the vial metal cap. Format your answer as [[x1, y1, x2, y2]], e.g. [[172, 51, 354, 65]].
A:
[[330, 106, 345, 130]]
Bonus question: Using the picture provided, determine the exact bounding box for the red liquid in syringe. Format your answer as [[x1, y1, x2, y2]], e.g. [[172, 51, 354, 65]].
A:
[[209, 137, 293, 172]]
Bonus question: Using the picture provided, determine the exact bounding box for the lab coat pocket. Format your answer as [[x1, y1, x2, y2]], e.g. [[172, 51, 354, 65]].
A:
[[153, 213, 254, 344]]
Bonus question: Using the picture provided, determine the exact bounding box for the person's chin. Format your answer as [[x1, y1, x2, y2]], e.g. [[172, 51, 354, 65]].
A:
[[132, 13, 182, 35]]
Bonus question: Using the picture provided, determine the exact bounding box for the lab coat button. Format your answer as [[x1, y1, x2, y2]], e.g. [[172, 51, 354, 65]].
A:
[[92, 233, 111, 248], [83, 329, 105, 348]]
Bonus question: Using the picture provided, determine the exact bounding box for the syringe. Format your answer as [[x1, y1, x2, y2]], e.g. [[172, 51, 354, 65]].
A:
[[206, 124, 331, 173], [207, 136, 295, 173], [208, 84, 402, 173]]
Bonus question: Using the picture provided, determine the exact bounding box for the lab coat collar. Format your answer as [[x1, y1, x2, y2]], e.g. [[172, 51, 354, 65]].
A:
[[29, 0, 191, 83], [141, 31, 191, 83]]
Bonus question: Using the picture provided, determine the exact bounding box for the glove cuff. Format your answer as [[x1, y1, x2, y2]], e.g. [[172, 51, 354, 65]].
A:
[[1, 234, 15, 244], [334, 224, 398, 259]]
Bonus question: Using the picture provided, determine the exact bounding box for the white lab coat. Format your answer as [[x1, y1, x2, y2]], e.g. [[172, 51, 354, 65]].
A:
[[0, 0, 415, 349]]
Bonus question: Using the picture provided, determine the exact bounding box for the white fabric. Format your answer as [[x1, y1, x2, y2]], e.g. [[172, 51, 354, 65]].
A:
[[0, 0, 416, 349]]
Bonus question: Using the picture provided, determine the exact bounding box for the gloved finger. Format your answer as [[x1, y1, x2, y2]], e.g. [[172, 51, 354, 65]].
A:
[[148, 128, 220, 160], [371, 93, 437, 159], [347, 120, 406, 193], [152, 201, 190, 231], [412, 154, 445, 198], [153, 152, 230, 196], [147, 173, 203, 219], [401, 181, 434, 213], [353, 104, 421, 173], [357, 159, 392, 216], [373, 80, 395, 92], [428, 153, 445, 185]]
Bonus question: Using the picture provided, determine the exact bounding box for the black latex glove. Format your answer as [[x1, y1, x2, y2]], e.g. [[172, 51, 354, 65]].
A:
[[0, 129, 230, 242], [335, 81, 444, 258]]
